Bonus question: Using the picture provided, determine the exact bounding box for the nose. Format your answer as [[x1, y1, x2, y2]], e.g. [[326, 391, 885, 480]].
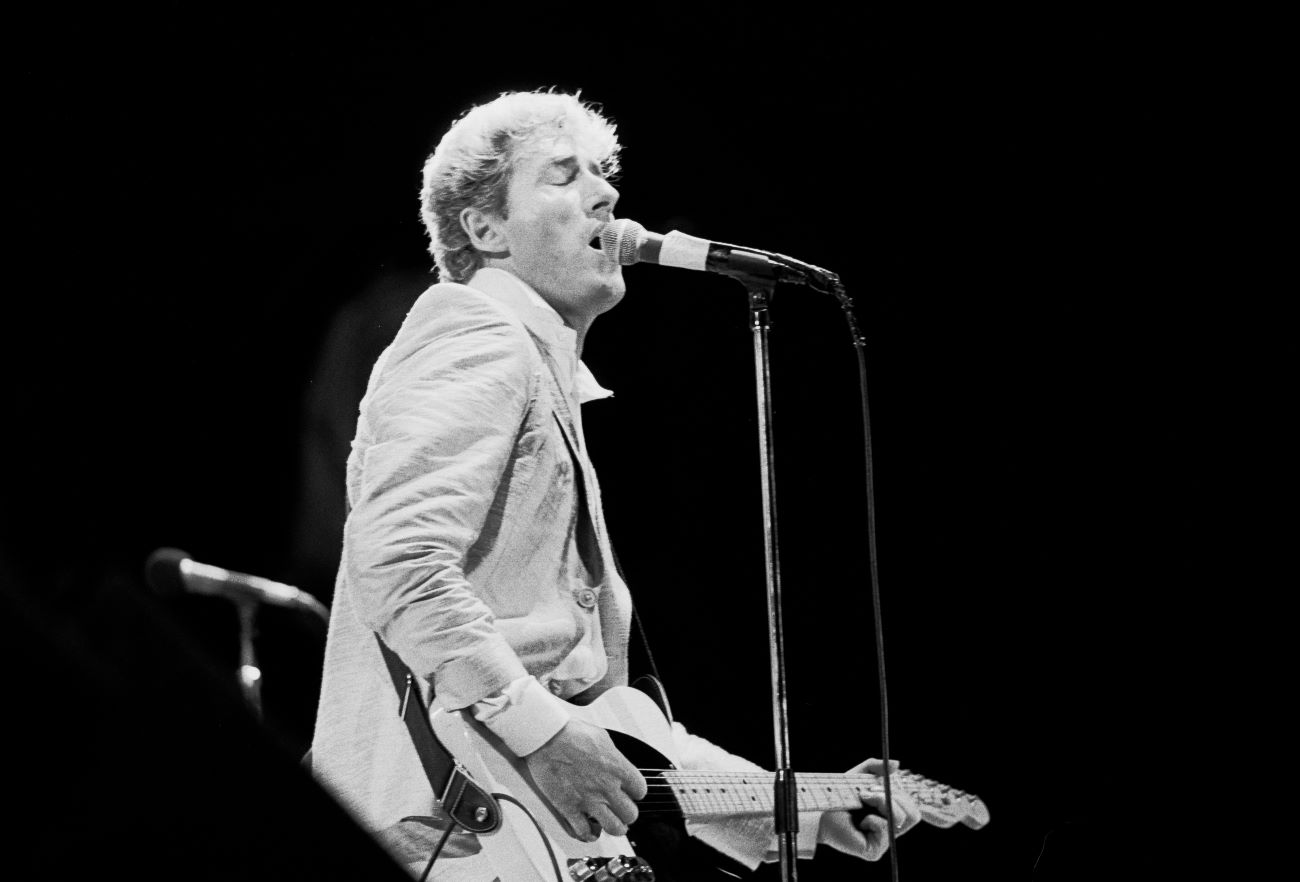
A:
[[587, 173, 619, 220]]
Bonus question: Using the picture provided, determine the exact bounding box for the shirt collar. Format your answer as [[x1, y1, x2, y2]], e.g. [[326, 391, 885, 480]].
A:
[[466, 268, 613, 404]]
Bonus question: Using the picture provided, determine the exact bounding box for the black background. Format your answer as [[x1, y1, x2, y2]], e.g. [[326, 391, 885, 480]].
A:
[[7, 6, 1226, 880]]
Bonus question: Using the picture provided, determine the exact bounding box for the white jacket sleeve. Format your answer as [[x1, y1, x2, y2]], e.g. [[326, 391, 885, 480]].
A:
[[346, 290, 569, 748]]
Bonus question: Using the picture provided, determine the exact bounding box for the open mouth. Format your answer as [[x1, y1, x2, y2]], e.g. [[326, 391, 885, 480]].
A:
[[588, 224, 606, 254]]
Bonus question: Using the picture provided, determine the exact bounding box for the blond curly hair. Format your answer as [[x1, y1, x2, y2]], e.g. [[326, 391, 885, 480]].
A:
[[420, 90, 622, 283]]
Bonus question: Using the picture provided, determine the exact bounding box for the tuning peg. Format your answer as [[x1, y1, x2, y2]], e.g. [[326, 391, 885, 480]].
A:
[[961, 795, 992, 829]]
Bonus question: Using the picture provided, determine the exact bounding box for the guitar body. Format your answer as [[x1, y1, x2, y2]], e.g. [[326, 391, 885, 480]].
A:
[[430, 686, 746, 881]]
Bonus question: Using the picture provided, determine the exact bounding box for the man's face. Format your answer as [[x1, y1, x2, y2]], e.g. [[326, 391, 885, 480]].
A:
[[493, 129, 624, 324]]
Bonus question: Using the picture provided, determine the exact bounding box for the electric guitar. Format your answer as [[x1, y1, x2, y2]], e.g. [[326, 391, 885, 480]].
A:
[[430, 686, 989, 881]]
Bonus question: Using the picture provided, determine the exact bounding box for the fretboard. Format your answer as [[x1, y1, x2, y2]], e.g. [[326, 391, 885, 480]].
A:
[[656, 768, 985, 827]]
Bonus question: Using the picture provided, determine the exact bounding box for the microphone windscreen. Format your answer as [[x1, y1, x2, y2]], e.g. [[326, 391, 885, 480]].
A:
[[601, 219, 644, 266], [145, 547, 191, 597]]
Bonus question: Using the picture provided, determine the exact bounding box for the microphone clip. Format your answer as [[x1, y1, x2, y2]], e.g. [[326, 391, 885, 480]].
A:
[[717, 243, 845, 298]]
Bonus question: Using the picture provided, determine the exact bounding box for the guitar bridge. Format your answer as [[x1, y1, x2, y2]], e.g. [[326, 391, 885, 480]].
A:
[[567, 855, 655, 881]]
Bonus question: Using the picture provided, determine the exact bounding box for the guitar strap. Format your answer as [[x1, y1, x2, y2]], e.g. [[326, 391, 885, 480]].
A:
[[371, 633, 501, 835]]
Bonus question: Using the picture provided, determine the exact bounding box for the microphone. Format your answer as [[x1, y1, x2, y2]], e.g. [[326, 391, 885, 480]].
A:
[[145, 547, 329, 621], [600, 219, 841, 292]]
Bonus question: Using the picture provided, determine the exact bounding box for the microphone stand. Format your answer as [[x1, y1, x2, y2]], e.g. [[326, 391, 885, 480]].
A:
[[715, 246, 843, 882], [730, 263, 799, 882]]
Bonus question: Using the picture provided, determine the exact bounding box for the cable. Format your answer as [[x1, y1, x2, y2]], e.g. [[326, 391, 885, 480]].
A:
[[611, 546, 675, 723], [416, 820, 458, 882], [831, 279, 901, 882], [492, 792, 566, 882], [413, 794, 570, 882]]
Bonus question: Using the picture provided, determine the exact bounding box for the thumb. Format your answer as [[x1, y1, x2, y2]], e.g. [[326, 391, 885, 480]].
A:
[[563, 811, 599, 843]]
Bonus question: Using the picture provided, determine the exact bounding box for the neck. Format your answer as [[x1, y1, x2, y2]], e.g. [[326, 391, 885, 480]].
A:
[[540, 302, 596, 357], [476, 261, 596, 355], [651, 767, 989, 830], [570, 321, 590, 357]]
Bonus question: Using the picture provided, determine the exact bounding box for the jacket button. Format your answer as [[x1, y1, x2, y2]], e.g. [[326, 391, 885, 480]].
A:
[[576, 588, 598, 608]]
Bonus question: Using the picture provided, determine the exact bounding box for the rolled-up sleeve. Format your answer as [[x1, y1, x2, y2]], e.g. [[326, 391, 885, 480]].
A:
[[345, 292, 543, 712]]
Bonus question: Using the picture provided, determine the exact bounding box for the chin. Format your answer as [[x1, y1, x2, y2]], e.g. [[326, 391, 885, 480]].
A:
[[592, 277, 626, 314]]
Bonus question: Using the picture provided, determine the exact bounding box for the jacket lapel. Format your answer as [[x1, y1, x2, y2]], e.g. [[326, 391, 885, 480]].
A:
[[466, 269, 610, 569], [525, 329, 606, 564]]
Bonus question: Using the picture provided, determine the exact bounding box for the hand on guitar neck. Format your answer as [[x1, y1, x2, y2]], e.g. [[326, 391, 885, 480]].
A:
[[833, 757, 924, 861], [525, 717, 649, 842]]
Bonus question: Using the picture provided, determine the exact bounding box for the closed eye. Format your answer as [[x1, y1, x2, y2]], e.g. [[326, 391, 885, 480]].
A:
[[544, 157, 580, 185], [543, 155, 611, 187]]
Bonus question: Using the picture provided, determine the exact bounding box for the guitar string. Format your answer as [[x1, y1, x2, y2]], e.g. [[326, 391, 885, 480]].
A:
[[636, 786, 975, 806], [633, 773, 976, 797], [639, 784, 910, 794], [642, 783, 967, 797], [627, 802, 963, 817], [623, 771, 977, 811], [630, 771, 979, 800], [634, 796, 961, 806], [631, 784, 978, 814], [628, 809, 958, 816], [631, 769, 967, 785], [637, 784, 969, 801], [635, 773, 935, 784], [634, 796, 951, 806]]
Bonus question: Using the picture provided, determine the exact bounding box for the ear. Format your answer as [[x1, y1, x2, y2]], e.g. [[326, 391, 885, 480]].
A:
[[459, 206, 509, 257]]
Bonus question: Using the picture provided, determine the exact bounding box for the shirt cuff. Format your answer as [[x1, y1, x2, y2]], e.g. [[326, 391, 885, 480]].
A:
[[816, 810, 874, 860], [469, 676, 571, 756], [667, 721, 819, 869], [685, 813, 821, 871]]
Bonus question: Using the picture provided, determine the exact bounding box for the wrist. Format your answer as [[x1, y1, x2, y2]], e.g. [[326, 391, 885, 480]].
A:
[[471, 675, 571, 756]]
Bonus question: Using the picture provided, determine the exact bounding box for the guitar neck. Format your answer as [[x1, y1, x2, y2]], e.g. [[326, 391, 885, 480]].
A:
[[659, 768, 990, 829]]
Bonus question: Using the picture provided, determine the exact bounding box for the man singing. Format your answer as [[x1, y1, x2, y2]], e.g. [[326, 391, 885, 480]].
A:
[[309, 89, 918, 880]]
